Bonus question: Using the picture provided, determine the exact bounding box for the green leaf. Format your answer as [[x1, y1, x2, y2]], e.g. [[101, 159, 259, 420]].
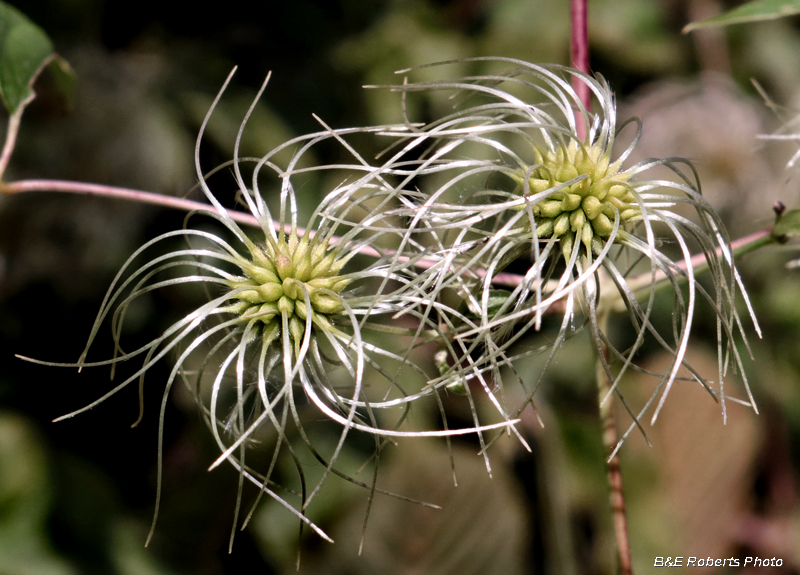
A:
[[484, 289, 514, 318], [683, 0, 800, 32], [47, 55, 76, 110], [460, 289, 514, 320], [772, 209, 800, 243], [0, 2, 57, 113]]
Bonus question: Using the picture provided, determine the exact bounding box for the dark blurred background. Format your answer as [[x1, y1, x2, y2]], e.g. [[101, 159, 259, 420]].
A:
[[2, 1, 800, 573]]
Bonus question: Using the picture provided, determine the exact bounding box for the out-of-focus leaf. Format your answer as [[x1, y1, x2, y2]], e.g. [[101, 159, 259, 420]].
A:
[[683, 0, 800, 33], [0, 412, 75, 575], [0, 2, 53, 113], [287, 440, 530, 575], [47, 55, 76, 110]]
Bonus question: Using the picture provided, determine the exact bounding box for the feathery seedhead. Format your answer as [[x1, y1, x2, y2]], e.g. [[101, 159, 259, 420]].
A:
[[511, 139, 639, 257], [367, 57, 760, 441], [227, 233, 349, 354]]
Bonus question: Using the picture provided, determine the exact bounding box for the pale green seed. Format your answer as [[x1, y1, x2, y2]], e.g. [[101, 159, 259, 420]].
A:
[[311, 292, 345, 314], [582, 196, 603, 220], [535, 219, 554, 237], [275, 252, 293, 281], [581, 222, 594, 248], [539, 200, 563, 218], [591, 213, 614, 236], [278, 295, 294, 316], [553, 213, 570, 237], [570, 210, 586, 232], [562, 193, 582, 211]]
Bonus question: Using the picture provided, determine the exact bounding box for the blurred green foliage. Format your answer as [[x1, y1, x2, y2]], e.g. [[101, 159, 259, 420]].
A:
[[684, 0, 800, 32]]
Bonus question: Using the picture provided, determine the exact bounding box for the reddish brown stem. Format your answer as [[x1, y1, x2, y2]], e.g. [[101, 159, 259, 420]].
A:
[[596, 337, 633, 575], [570, 0, 590, 140]]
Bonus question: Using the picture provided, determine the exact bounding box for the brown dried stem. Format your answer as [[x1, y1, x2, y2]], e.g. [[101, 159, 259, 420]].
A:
[[596, 311, 633, 575]]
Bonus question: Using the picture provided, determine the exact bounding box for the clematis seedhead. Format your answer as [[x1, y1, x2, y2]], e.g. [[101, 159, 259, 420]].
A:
[[227, 231, 350, 356], [362, 57, 760, 449], [510, 139, 639, 256]]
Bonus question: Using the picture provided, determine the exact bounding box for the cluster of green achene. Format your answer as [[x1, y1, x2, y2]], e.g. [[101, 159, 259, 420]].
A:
[[511, 140, 639, 256], [228, 232, 349, 355]]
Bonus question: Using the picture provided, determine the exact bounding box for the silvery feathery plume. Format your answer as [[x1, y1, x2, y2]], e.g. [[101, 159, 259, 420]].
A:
[[370, 57, 759, 448], [22, 70, 518, 546]]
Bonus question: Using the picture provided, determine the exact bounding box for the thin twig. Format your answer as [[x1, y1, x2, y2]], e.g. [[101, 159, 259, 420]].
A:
[[570, 0, 590, 140], [596, 330, 633, 575], [0, 107, 24, 181], [1, 178, 776, 296], [1, 178, 261, 227]]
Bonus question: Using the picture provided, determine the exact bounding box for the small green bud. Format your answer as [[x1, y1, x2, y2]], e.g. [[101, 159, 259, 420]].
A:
[[294, 258, 313, 283], [246, 265, 279, 284], [275, 252, 293, 280], [570, 179, 591, 197], [293, 237, 312, 280], [592, 154, 610, 179], [331, 277, 351, 293], [311, 251, 340, 278], [250, 249, 277, 274], [308, 276, 345, 292], [226, 301, 252, 315], [309, 241, 330, 267], [574, 154, 593, 175]]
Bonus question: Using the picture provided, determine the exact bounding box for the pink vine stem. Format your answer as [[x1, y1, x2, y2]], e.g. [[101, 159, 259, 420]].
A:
[[0, 177, 772, 292], [570, 0, 591, 141]]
